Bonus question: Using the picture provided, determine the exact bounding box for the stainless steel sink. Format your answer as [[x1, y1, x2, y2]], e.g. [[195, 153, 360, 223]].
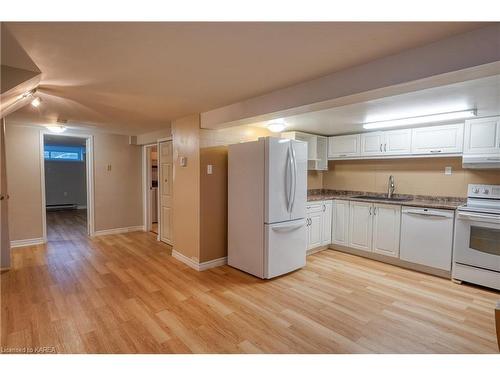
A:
[[350, 195, 413, 202]]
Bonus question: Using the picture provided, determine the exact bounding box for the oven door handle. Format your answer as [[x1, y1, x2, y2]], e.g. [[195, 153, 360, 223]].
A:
[[457, 211, 500, 223]]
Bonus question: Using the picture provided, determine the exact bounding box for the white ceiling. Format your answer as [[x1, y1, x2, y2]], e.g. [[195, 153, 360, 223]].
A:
[[4, 22, 487, 135], [256, 75, 500, 135]]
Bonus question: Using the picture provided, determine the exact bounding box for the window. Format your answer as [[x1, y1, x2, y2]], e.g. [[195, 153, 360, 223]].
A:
[[44, 145, 85, 161]]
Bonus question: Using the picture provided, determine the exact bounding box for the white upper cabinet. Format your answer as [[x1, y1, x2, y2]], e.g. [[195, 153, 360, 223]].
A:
[[411, 123, 464, 155], [328, 134, 360, 158], [463, 117, 500, 154], [372, 204, 401, 258], [282, 131, 328, 170], [360, 132, 385, 156], [360, 129, 411, 157], [384, 129, 412, 155]]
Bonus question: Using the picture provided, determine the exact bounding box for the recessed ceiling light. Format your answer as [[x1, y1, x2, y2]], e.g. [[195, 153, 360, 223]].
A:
[[267, 119, 287, 133], [31, 97, 42, 107], [363, 109, 477, 130], [46, 125, 66, 133]]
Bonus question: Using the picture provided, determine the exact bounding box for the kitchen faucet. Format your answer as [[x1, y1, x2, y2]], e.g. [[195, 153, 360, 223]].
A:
[[388, 175, 395, 199]]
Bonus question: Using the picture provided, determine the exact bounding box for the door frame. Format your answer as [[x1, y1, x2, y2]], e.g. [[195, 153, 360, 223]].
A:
[[39, 130, 95, 240], [157, 137, 173, 245], [142, 143, 159, 239]]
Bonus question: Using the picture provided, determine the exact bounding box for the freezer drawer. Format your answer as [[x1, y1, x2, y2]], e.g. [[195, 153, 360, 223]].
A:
[[400, 207, 454, 271], [264, 219, 306, 278]]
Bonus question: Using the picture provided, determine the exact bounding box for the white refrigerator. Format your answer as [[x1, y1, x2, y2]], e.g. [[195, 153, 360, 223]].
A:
[[228, 137, 307, 279]]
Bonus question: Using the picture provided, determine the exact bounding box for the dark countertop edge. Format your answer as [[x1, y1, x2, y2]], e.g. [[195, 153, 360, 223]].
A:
[[307, 193, 465, 210]]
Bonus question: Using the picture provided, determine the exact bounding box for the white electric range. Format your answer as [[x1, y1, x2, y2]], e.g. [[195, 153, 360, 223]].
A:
[[453, 184, 500, 290]]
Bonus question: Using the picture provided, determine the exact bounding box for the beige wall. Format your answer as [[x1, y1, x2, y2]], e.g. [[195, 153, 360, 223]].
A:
[[171, 114, 201, 261], [200, 146, 228, 263], [5, 124, 143, 241], [323, 157, 500, 197], [307, 171, 323, 190], [93, 133, 142, 231]]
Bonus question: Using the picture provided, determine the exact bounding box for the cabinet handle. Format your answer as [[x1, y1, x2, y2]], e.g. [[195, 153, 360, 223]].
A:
[[374, 207, 377, 215], [430, 150, 442, 153], [380, 144, 383, 152], [369, 207, 372, 215], [322, 204, 326, 212], [384, 143, 387, 152]]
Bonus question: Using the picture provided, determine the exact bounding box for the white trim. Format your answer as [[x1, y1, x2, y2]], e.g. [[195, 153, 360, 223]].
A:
[[93, 225, 145, 237], [157, 137, 172, 142], [10, 237, 46, 248], [77, 205, 87, 210], [40, 130, 95, 238], [199, 256, 228, 271], [142, 143, 156, 234], [172, 249, 227, 271]]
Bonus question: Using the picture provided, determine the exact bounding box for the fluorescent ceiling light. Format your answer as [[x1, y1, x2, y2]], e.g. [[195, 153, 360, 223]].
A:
[[46, 125, 66, 133], [363, 109, 477, 130], [267, 119, 287, 133], [31, 97, 42, 107]]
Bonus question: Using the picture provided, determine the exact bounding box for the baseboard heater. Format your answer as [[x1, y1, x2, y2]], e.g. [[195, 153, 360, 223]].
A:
[[46, 204, 78, 211]]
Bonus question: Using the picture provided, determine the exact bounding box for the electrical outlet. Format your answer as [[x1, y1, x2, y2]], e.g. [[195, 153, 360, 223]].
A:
[[207, 164, 213, 175], [445, 166, 452, 175]]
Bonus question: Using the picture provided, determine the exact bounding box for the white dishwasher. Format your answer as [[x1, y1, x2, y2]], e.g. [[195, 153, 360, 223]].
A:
[[400, 206, 455, 271]]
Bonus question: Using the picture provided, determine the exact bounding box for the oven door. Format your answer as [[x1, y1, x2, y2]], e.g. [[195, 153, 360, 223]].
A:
[[454, 210, 500, 272]]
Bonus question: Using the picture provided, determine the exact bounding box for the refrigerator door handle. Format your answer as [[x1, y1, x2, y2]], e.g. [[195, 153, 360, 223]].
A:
[[285, 145, 292, 213], [290, 142, 297, 213], [271, 221, 305, 232]]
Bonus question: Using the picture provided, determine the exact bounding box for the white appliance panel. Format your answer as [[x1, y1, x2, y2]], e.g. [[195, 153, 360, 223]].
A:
[[400, 207, 454, 271], [265, 219, 306, 278]]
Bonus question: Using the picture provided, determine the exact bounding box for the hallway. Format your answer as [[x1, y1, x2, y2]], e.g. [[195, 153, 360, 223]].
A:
[[46, 209, 87, 242]]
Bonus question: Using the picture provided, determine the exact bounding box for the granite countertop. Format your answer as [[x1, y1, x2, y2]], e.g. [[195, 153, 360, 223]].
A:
[[307, 189, 465, 210]]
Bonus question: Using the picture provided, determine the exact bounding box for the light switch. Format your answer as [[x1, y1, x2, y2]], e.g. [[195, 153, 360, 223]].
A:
[[445, 166, 452, 175], [107, 164, 112, 172], [179, 156, 187, 167], [207, 164, 213, 175]]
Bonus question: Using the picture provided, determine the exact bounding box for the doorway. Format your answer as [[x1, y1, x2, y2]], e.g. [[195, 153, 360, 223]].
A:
[[142, 139, 172, 245], [143, 144, 159, 236], [41, 132, 94, 241]]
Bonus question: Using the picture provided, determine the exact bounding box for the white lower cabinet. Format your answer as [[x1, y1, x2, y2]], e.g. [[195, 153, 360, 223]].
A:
[[332, 200, 350, 246], [348, 201, 373, 252], [321, 201, 332, 245], [372, 204, 401, 257], [347, 201, 401, 257], [306, 200, 332, 250]]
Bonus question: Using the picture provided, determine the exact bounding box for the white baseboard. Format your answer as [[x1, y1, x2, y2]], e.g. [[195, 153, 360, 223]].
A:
[[172, 249, 227, 271], [93, 225, 145, 237], [10, 237, 46, 248]]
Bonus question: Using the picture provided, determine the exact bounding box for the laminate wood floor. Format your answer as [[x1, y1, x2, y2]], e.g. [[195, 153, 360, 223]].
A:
[[1, 230, 499, 353], [46, 209, 87, 242]]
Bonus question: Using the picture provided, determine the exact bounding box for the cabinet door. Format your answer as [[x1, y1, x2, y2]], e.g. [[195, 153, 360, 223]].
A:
[[464, 117, 500, 154], [321, 201, 332, 245], [348, 201, 373, 252], [372, 204, 401, 257], [411, 123, 464, 155], [307, 207, 323, 250], [384, 129, 412, 155], [360, 132, 384, 156], [328, 135, 360, 158], [332, 200, 350, 246]]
